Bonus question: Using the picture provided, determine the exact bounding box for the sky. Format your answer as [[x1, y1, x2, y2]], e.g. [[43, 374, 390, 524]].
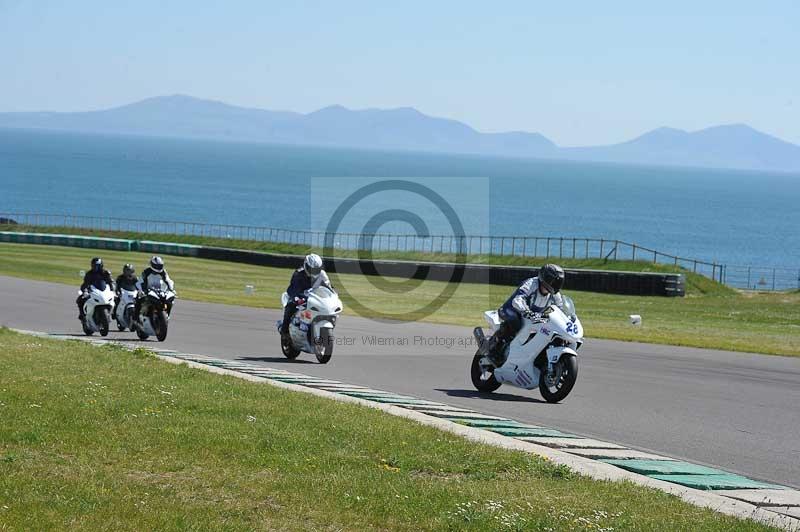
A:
[[1, 1, 798, 146]]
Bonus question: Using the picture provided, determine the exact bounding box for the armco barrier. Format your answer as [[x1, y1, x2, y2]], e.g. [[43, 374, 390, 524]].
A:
[[196, 246, 685, 297], [0, 233, 685, 296], [137, 240, 201, 257], [0, 231, 134, 251]]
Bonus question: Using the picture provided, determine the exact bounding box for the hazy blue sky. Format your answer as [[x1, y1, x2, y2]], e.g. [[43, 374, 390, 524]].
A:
[[1, 1, 798, 146]]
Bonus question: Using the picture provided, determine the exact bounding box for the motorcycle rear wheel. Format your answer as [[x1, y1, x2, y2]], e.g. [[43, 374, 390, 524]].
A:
[[539, 355, 578, 403], [471, 352, 501, 393], [314, 328, 334, 364]]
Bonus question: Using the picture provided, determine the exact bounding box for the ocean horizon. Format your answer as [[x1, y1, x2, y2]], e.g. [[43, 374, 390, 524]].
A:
[[2, 127, 799, 270]]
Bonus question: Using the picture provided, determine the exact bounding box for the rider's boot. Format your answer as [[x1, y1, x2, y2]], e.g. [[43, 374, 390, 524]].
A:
[[478, 331, 506, 366]]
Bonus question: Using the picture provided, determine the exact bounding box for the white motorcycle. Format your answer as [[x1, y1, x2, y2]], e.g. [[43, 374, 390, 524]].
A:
[[133, 279, 176, 342], [471, 295, 583, 403], [115, 287, 138, 331], [277, 286, 343, 364], [79, 281, 115, 337]]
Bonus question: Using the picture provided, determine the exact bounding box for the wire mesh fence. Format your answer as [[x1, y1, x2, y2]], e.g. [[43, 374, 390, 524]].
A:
[[1, 212, 797, 291]]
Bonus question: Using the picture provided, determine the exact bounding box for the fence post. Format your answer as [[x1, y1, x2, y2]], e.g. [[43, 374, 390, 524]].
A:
[[546, 237, 551, 257], [632, 244, 637, 262], [512, 237, 516, 256], [653, 250, 657, 263], [600, 239, 604, 259], [773, 268, 776, 291], [584, 239, 589, 258], [572, 238, 576, 258], [559, 237, 563, 258]]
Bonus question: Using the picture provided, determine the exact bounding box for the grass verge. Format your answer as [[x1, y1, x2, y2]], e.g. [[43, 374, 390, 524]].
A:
[[0, 242, 798, 356], [0, 328, 776, 531]]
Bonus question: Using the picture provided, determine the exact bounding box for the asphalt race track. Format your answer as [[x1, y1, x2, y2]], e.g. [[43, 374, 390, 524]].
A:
[[1, 275, 798, 489]]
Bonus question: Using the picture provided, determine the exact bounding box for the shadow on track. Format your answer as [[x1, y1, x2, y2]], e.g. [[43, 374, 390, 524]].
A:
[[436, 388, 546, 404], [237, 356, 316, 365]]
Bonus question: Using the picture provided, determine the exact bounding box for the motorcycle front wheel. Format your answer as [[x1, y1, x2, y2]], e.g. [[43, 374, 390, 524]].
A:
[[97, 309, 110, 337], [314, 328, 334, 364], [155, 310, 168, 342], [281, 333, 300, 359], [539, 355, 578, 403], [81, 319, 93, 336], [471, 353, 501, 393]]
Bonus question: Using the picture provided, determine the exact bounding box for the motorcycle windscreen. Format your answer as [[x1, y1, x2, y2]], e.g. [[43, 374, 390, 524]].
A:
[[312, 285, 335, 298], [91, 279, 107, 291], [149, 278, 167, 291], [561, 295, 577, 320]]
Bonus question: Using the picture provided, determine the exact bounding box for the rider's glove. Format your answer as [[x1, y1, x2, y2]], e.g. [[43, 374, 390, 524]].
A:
[[293, 297, 306, 306], [523, 310, 542, 321]]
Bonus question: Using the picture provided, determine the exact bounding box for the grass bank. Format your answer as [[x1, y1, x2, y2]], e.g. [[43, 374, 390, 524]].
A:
[[0, 242, 798, 356], [0, 329, 775, 530]]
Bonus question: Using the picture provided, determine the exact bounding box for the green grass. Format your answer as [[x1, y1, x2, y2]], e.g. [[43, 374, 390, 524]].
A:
[[0, 242, 798, 356], [0, 329, 776, 531], [0, 223, 730, 295]]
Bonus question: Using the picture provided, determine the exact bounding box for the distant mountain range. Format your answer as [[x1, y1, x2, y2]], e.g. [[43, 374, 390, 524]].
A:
[[2, 94, 799, 172]]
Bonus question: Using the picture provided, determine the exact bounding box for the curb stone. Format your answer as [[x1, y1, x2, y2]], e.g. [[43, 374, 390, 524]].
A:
[[13, 329, 800, 531]]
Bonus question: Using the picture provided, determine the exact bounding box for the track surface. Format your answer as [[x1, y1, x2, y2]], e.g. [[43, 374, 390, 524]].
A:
[[2, 275, 799, 489]]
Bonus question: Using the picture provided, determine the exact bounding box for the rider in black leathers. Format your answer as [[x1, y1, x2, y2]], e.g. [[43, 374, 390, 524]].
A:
[[113, 263, 138, 317], [76, 257, 114, 320]]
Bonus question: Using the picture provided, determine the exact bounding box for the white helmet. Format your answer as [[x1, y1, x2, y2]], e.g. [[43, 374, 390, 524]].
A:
[[303, 253, 323, 279], [150, 255, 165, 272]]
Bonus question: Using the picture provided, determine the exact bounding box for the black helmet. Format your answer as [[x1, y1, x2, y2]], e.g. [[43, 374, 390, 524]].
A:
[[123, 263, 135, 276], [538, 264, 565, 294], [150, 256, 164, 272], [90, 257, 103, 272]]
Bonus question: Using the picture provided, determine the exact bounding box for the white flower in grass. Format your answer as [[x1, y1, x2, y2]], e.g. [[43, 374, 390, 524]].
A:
[[247, 415, 257, 422]]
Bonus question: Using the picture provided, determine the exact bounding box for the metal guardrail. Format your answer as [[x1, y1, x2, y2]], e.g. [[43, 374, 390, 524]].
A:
[[1, 212, 797, 291]]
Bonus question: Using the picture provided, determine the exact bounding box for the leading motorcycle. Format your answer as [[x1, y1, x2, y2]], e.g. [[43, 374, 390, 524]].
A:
[[133, 279, 176, 342], [471, 295, 583, 403]]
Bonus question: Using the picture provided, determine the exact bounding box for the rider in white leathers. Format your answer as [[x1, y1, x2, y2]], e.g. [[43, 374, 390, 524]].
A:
[[134, 256, 175, 322], [480, 264, 565, 360]]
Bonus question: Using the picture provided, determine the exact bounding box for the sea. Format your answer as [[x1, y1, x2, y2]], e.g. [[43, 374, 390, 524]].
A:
[[1, 127, 799, 269]]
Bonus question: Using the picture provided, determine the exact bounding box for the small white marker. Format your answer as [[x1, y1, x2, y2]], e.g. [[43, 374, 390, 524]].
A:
[[244, 284, 255, 295], [629, 314, 642, 326]]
